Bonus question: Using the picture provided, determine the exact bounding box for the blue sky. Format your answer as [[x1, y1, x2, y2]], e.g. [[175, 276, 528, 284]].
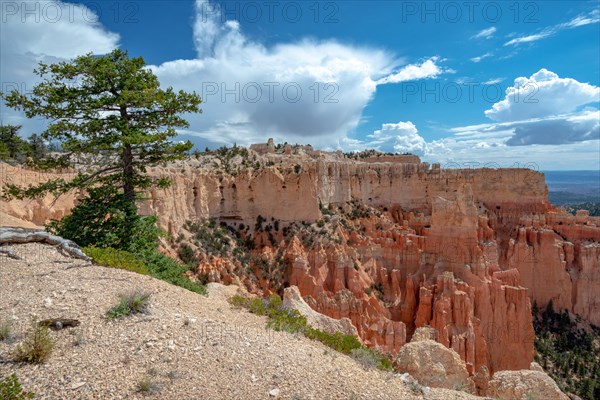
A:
[[1, 0, 599, 169]]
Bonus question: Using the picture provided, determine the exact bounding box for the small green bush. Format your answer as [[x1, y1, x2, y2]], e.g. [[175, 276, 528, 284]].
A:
[[247, 298, 267, 315], [267, 308, 307, 334], [305, 328, 362, 354], [84, 247, 148, 275], [0, 374, 34, 400], [141, 250, 207, 295], [137, 376, 159, 394], [266, 293, 283, 315], [106, 291, 151, 320], [177, 243, 197, 266], [229, 295, 249, 308], [0, 319, 11, 341], [12, 318, 54, 364]]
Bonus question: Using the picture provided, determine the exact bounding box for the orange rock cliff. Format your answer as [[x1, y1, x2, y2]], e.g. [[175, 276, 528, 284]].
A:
[[1, 146, 599, 387]]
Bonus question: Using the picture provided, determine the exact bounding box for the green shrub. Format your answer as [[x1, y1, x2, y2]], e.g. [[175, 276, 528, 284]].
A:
[[183, 219, 241, 259], [106, 291, 151, 320], [247, 298, 267, 315], [305, 328, 362, 354], [137, 376, 159, 394], [267, 308, 307, 334], [229, 295, 249, 308], [84, 247, 148, 275], [0, 319, 11, 341], [140, 250, 207, 295], [177, 243, 197, 266], [376, 354, 393, 371], [0, 374, 34, 400], [46, 186, 140, 250], [266, 293, 283, 313], [350, 347, 393, 371], [12, 318, 54, 364]]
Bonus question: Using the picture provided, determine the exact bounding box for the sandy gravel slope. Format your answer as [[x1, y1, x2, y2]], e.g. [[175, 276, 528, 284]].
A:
[[0, 243, 480, 400]]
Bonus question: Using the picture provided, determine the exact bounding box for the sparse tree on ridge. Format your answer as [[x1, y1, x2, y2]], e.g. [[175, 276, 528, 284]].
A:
[[27, 134, 47, 160], [2, 49, 201, 202], [0, 125, 31, 162], [1, 49, 202, 248]]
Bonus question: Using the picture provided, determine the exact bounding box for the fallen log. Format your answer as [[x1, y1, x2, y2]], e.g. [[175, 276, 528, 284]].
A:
[[0, 227, 91, 261]]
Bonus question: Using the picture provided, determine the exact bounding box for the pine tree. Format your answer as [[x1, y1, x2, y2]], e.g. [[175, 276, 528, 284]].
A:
[[0, 125, 31, 162], [27, 134, 47, 160], [2, 49, 200, 202], [1, 49, 201, 246]]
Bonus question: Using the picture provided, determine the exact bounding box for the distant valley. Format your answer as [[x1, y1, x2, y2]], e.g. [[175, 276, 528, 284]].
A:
[[544, 170, 600, 207]]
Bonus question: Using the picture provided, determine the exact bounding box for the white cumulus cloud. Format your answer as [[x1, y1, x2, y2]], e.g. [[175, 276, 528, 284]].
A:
[[485, 68, 599, 122], [367, 69, 600, 168], [150, 0, 450, 149], [453, 69, 599, 149], [360, 121, 427, 155]]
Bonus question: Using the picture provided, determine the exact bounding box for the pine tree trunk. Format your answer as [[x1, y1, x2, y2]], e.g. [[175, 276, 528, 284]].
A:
[[122, 143, 135, 202], [119, 105, 135, 203]]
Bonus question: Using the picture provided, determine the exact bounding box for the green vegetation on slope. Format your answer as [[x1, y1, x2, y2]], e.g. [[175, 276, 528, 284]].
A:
[[229, 294, 393, 371], [0, 374, 34, 400], [85, 246, 207, 295], [561, 202, 600, 217], [533, 301, 600, 399]]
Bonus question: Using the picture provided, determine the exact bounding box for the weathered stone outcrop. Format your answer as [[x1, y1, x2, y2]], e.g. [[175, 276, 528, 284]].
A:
[[395, 332, 474, 392], [487, 369, 569, 400], [0, 158, 550, 235], [413, 269, 535, 375], [502, 212, 600, 327]]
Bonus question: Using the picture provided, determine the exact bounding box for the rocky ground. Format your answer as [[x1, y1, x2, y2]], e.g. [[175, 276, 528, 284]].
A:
[[0, 243, 480, 400]]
